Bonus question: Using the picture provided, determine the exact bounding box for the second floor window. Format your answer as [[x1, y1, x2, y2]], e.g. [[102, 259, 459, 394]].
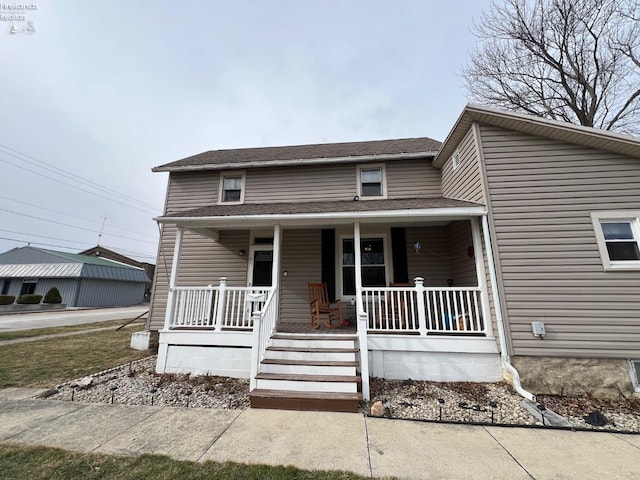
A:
[[219, 172, 245, 203], [358, 164, 386, 199]]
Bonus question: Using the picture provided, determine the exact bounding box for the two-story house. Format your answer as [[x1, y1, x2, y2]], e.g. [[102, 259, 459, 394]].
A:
[[148, 104, 640, 411]]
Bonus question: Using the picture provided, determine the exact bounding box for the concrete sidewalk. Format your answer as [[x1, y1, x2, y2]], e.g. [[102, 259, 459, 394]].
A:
[[1, 388, 638, 479]]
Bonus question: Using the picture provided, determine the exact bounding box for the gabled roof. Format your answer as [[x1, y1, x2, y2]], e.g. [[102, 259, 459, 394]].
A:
[[434, 104, 640, 168], [78, 245, 146, 268], [0, 247, 150, 282], [153, 137, 442, 172]]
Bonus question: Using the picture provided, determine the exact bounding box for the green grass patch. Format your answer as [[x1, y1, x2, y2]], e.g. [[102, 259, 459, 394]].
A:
[[0, 326, 151, 388], [0, 444, 367, 480], [0, 319, 143, 342]]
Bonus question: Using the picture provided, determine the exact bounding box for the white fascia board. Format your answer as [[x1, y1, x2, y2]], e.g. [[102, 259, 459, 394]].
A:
[[152, 152, 437, 173], [155, 206, 487, 228]]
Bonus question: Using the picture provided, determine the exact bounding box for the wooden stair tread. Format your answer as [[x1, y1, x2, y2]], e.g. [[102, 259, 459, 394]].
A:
[[262, 358, 358, 367], [266, 346, 358, 353], [272, 333, 357, 340], [250, 389, 362, 401], [256, 373, 361, 382]]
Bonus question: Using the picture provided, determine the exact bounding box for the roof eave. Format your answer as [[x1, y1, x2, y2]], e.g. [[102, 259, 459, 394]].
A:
[[152, 151, 438, 173], [434, 104, 640, 168]]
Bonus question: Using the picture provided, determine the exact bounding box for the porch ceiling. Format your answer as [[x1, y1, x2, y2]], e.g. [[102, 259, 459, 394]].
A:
[[155, 197, 486, 229]]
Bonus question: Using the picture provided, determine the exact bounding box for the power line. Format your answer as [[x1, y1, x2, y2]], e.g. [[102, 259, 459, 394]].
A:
[[0, 229, 94, 247], [0, 143, 160, 211], [0, 194, 153, 238], [0, 207, 157, 245], [0, 235, 89, 251]]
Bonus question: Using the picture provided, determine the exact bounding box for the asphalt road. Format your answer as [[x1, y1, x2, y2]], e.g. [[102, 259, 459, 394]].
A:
[[0, 306, 148, 332]]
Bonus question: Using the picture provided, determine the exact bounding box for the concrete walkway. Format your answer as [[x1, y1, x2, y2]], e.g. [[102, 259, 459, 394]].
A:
[[1, 388, 638, 479], [0, 322, 143, 346]]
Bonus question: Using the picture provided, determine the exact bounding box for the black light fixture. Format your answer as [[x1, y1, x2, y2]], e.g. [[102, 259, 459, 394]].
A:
[[228, 390, 235, 409], [489, 401, 498, 424], [537, 404, 547, 425], [70, 384, 78, 402], [109, 385, 118, 404], [437, 398, 445, 421], [150, 388, 158, 406], [185, 389, 193, 407], [238, 249, 246, 257]]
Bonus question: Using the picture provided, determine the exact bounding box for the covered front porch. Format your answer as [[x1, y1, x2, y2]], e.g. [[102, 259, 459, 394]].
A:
[[154, 200, 502, 402]]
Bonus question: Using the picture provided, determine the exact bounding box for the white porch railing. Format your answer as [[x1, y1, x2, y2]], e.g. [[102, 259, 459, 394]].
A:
[[361, 278, 486, 335], [168, 278, 271, 330], [249, 287, 279, 391]]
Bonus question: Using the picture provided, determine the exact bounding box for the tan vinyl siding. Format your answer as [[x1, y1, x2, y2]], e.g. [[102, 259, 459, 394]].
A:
[[405, 226, 451, 286], [164, 172, 219, 213], [386, 160, 442, 198], [441, 128, 486, 204], [480, 124, 640, 358], [447, 221, 476, 287], [148, 227, 250, 330], [279, 229, 322, 324]]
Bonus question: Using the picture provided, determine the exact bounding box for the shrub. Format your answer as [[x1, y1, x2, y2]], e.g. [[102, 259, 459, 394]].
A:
[[17, 294, 43, 304], [43, 287, 62, 304], [0, 295, 15, 305]]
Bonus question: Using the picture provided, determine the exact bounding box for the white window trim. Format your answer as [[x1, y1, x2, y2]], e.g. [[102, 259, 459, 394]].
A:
[[356, 164, 387, 200], [218, 171, 246, 205], [337, 232, 391, 300], [591, 211, 640, 271]]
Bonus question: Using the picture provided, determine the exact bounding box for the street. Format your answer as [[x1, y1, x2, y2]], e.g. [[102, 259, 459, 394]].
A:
[[0, 306, 148, 332]]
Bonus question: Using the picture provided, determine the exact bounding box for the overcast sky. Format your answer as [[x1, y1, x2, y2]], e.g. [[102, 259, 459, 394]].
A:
[[0, 0, 492, 263]]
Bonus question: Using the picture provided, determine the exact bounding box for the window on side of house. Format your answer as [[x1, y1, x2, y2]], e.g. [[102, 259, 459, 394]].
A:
[[341, 237, 388, 296], [591, 212, 640, 270], [20, 281, 37, 296], [219, 172, 245, 204], [357, 165, 386, 199]]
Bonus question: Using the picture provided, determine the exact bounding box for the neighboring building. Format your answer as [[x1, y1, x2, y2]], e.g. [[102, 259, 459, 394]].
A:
[[147, 104, 640, 411], [0, 246, 150, 307], [79, 245, 155, 300]]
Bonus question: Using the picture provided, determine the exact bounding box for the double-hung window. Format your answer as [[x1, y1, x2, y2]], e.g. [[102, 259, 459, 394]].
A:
[[591, 212, 640, 270], [341, 237, 388, 296], [357, 164, 386, 199], [219, 172, 245, 204]]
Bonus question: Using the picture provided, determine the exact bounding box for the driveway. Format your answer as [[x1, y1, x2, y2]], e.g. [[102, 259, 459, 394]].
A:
[[0, 306, 148, 332]]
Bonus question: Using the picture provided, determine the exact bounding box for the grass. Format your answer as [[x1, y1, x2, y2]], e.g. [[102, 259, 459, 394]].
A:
[[0, 319, 143, 342], [0, 325, 151, 388], [0, 444, 367, 480]]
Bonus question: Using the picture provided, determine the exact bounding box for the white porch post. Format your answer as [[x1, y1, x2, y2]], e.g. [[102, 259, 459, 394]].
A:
[[354, 222, 370, 400], [214, 277, 227, 330], [471, 217, 493, 336], [163, 227, 184, 330], [271, 224, 281, 291], [414, 276, 428, 336]]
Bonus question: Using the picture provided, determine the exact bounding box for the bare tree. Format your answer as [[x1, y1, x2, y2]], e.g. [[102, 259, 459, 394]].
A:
[[463, 0, 640, 134]]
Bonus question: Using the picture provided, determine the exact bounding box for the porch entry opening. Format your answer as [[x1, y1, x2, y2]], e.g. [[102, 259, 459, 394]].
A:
[[342, 237, 387, 296], [249, 247, 273, 287]]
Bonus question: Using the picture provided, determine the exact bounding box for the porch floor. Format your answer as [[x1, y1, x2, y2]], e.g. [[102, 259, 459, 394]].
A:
[[276, 322, 357, 335]]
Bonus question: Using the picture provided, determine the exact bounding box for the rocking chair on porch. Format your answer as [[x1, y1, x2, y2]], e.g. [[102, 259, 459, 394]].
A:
[[308, 282, 343, 329]]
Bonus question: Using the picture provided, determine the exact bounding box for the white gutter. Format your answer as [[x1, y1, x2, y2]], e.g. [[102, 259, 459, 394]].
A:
[[481, 215, 536, 402], [153, 151, 438, 173], [155, 206, 487, 224]]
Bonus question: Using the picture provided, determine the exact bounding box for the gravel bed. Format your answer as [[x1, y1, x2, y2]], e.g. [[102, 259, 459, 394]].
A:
[[47, 356, 640, 432]]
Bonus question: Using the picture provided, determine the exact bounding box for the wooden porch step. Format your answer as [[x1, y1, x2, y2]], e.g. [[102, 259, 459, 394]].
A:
[[272, 333, 358, 340], [266, 346, 358, 353], [262, 358, 359, 367], [255, 373, 361, 383], [249, 389, 362, 412]]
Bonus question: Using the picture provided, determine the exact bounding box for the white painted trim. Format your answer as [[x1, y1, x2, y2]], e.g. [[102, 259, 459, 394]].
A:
[[218, 170, 246, 205], [590, 211, 640, 271], [366, 334, 499, 353], [471, 217, 493, 337], [356, 163, 387, 199], [158, 329, 253, 347], [153, 151, 437, 172], [271, 225, 282, 292], [163, 227, 183, 331], [155, 206, 488, 227]]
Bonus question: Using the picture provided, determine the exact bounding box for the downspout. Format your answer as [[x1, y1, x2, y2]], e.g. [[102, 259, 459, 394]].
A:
[[481, 215, 536, 402]]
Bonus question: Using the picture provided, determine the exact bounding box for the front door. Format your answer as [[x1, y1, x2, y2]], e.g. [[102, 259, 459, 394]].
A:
[[248, 246, 273, 287]]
